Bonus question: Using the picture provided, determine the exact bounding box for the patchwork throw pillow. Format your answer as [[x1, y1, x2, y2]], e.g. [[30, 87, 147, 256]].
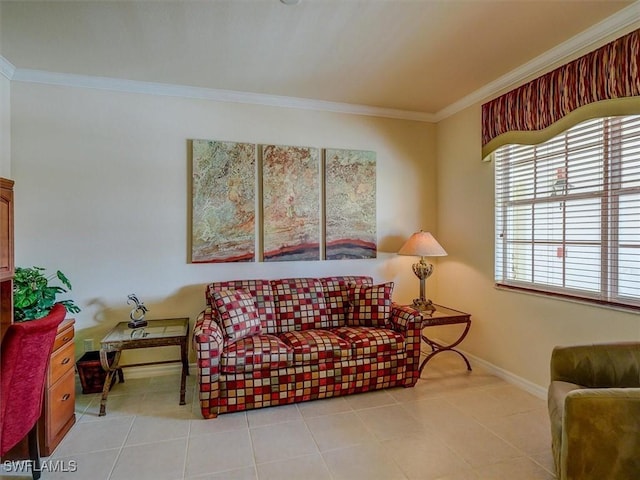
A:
[[346, 282, 394, 327], [211, 289, 262, 342], [272, 278, 329, 330]]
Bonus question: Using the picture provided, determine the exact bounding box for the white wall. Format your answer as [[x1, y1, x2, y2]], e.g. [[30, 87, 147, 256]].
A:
[[10, 80, 640, 390], [11, 81, 437, 362], [0, 1, 9, 179], [0, 73, 9, 178], [435, 104, 640, 391]]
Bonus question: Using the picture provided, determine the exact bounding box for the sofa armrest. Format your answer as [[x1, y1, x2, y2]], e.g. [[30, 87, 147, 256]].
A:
[[193, 307, 225, 419], [389, 303, 423, 386], [561, 387, 640, 480], [550, 342, 640, 388]]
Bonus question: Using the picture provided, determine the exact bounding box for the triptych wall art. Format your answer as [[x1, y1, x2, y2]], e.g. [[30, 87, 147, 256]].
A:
[[325, 148, 377, 260], [192, 140, 256, 263], [191, 140, 377, 263]]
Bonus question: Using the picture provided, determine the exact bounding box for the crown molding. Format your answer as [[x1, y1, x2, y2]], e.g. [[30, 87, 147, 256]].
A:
[[4, 1, 639, 123], [0, 56, 16, 80], [434, 1, 640, 121], [11, 68, 437, 123]]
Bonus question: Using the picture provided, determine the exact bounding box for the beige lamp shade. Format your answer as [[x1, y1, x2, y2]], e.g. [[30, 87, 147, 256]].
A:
[[398, 231, 447, 257]]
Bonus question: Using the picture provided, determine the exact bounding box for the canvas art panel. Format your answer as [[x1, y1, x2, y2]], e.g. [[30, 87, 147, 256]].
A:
[[262, 145, 321, 261], [325, 148, 377, 259], [191, 140, 256, 263]]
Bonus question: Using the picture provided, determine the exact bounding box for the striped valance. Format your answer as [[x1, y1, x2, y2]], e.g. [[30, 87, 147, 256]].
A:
[[482, 29, 640, 158]]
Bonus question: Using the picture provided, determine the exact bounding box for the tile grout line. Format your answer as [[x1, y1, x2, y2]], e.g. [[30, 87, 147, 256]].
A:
[[244, 407, 260, 479], [106, 416, 136, 480], [479, 419, 556, 476], [246, 407, 260, 479], [298, 403, 337, 480], [438, 394, 548, 476], [182, 405, 194, 480]]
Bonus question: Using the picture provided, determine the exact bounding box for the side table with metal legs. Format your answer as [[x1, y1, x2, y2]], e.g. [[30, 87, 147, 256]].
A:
[[412, 304, 472, 375], [98, 318, 190, 416]]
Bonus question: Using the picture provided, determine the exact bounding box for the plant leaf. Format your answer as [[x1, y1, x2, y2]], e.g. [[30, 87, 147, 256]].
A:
[[56, 270, 72, 290], [13, 266, 80, 320]]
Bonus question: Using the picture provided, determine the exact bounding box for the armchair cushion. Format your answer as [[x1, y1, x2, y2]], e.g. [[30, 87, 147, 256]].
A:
[[211, 289, 262, 343], [346, 282, 394, 328]]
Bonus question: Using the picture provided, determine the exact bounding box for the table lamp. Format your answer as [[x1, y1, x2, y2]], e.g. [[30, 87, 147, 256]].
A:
[[398, 230, 447, 312]]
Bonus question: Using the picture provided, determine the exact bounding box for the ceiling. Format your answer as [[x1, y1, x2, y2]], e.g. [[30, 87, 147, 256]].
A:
[[0, 0, 637, 117]]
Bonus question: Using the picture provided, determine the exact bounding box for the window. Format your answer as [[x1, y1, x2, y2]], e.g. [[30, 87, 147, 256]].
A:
[[495, 115, 640, 309]]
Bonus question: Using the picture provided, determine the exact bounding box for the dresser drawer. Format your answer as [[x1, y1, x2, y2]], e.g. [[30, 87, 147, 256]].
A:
[[45, 368, 76, 443], [49, 340, 75, 385], [52, 323, 74, 352]]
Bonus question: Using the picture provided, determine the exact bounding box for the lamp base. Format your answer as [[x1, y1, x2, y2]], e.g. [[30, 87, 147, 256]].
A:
[[412, 297, 436, 313]]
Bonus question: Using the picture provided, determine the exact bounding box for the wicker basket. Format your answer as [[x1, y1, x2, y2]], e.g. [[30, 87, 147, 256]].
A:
[[76, 351, 123, 394]]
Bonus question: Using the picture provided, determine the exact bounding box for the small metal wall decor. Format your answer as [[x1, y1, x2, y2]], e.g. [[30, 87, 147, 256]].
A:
[[127, 294, 148, 329]]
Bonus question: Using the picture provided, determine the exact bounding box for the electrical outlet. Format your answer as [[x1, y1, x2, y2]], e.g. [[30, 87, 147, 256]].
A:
[[83, 339, 94, 352]]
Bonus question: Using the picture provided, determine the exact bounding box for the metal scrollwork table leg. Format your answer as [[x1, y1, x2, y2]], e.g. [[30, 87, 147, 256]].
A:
[[418, 319, 472, 375], [99, 349, 123, 417]]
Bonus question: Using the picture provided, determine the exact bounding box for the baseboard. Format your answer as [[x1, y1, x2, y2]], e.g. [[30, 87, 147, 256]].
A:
[[121, 362, 197, 379], [456, 348, 548, 400], [425, 337, 547, 399]]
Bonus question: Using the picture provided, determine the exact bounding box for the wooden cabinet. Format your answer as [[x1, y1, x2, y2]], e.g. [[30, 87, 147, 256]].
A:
[[0, 177, 14, 339], [40, 318, 76, 456], [1, 178, 76, 455], [4, 318, 77, 459], [0, 177, 13, 280]]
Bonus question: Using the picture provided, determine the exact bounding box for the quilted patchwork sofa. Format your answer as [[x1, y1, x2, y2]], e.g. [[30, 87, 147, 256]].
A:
[[193, 276, 423, 419]]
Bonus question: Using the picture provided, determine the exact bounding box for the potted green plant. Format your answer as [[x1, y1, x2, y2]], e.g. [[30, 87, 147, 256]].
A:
[[13, 266, 81, 322]]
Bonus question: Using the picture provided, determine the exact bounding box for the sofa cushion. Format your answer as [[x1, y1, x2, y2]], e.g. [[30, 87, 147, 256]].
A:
[[332, 326, 405, 358], [279, 330, 351, 365], [207, 279, 278, 334], [272, 278, 329, 331], [220, 334, 293, 373], [212, 289, 262, 342], [346, 282, 394, 327], [320, 276, 373, 328]]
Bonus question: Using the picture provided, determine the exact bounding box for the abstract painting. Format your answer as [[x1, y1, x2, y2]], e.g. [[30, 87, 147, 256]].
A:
[[262, 145, 320, 261], [191, 140, 256, 263], [325, 148, 377, 259]]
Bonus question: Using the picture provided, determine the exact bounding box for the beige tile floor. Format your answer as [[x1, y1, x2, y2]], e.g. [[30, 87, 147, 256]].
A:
[[1, 354, 555, 480]]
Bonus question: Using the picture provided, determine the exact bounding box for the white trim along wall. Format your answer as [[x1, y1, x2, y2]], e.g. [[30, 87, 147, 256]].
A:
[[1, 1, 638, 123]]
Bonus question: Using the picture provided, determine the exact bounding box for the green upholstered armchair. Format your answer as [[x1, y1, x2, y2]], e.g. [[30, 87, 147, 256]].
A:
[[548, 342, 640, 480]]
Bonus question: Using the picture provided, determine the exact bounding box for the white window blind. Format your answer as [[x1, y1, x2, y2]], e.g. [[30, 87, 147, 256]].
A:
[[495, 115, 640, 309]]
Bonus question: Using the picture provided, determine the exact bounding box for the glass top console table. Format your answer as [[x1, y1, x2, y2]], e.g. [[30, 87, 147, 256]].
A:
[[99, 317, 190, 416]]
